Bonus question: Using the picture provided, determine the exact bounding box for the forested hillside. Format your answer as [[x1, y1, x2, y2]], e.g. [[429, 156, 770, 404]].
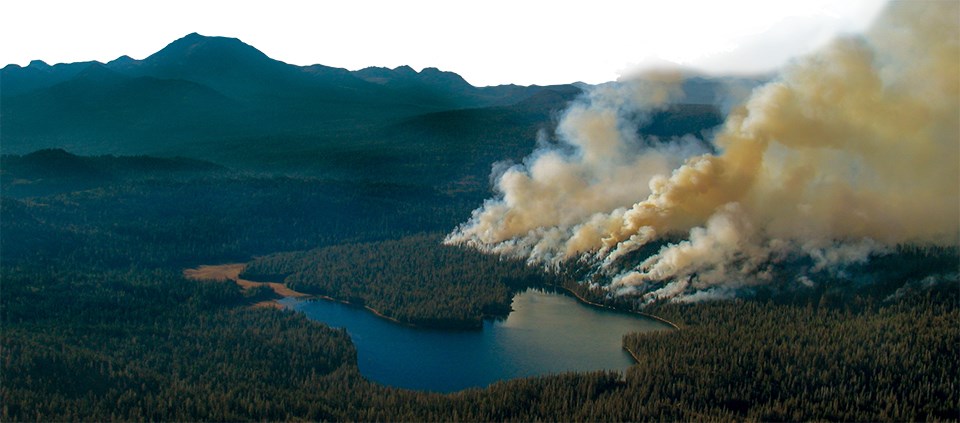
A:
[[3, 153, 957, 421], [5, 253, 956, 420], [2, 32, 957, 420], [243, 235, 552, 328]]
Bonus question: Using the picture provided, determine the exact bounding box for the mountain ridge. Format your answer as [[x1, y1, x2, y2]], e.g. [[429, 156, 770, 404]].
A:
[[1, 32, 727, 184], [2, 32, 579, 99], [1, 32, 589, 163]]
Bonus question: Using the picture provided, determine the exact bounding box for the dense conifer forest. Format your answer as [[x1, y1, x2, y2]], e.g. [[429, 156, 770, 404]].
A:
[[2, 150, 957, 421], [242, 234, 550, 328], [2, 33, 957, 419]]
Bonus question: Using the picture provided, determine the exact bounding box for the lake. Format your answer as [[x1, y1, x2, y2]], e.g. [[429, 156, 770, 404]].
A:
[[280, 288, 670, 392]]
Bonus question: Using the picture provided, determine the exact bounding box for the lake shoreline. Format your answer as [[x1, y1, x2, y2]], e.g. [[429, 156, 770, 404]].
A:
[[294, 295, 522, 331], [185, 262, 679, 333], [309, 295, 427, 329], [548, 284, 681, 331], [293, 287, 664, 392], [301, 283, 679, 332], [179, 263, 429, 328], [191, 262, 674, 389]]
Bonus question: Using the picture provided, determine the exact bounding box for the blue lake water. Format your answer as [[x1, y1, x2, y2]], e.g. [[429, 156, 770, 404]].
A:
[[280, 288, 670, 392]]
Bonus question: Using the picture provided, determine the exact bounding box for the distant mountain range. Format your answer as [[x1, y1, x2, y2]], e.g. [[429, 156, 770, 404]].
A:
[[3, 32, 556, 105], [1, 33, 743, 183], [1, 33, 585, 157]]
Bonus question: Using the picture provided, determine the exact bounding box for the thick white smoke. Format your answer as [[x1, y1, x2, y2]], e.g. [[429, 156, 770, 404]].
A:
[[447, 1, 959, 303], [449, 71, 713, 265]]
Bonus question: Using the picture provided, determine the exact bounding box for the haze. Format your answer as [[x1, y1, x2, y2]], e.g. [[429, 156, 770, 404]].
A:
[[3, 0, 886, 86]]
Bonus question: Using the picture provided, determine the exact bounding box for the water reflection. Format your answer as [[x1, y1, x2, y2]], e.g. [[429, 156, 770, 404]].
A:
[[282, 288, 670, 392]]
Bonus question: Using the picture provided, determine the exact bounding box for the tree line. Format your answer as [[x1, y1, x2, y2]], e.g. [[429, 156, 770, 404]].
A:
[[242, 234, 550, 328], [2, 152, 957, 421]]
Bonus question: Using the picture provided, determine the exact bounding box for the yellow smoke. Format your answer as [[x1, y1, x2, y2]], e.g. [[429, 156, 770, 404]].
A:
[[449, 73, 708, 260], [448, 1, 959, 300], [604, 2, 959, 250]]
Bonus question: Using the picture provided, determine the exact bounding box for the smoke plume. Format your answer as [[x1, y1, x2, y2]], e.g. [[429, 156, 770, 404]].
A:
[[447, 1, 959, 303]]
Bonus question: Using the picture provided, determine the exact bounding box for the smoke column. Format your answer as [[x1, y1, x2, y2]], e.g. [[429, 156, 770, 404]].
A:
[[446, 1, 959, 303]]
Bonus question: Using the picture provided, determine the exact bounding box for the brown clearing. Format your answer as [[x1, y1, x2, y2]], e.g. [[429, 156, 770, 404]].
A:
[[184, 263, 405, 324], [183, 263, 308, 309]]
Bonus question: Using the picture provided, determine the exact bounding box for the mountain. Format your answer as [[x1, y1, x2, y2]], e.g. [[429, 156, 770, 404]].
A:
[[120, 33, 378, 101], [1, 33, 584, 160], [354, 65, 475, 108], [2, 60, 249, 154], [1, 33, 722, 182], [353, 65, 542, 108], [1, 59, 100, 96], [1, 148, 225, 197], [3, 32, 572, 108]]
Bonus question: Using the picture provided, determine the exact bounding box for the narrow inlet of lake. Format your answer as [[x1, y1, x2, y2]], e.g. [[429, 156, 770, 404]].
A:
[[281, 288, 670, 392]]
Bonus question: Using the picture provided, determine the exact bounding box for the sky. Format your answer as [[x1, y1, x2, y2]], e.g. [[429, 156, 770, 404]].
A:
[[2, 0, 888, 87]]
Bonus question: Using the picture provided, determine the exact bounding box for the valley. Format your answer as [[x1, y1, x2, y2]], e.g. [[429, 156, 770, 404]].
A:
[[2, 21, 958, 421]]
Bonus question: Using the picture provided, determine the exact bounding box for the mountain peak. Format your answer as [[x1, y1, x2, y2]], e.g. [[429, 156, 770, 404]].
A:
[[109, 55, 136, 64], [171, 32, 211, 45], [416, 67, 471, 88], [106, 55, 140, 72], [28, 60, 50, 69], [394, 65, 416, 75], [152, 32, 268, 63], [136, 32, 288, 95]]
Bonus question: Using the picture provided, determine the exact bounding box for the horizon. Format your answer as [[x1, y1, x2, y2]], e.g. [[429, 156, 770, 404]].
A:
[[3, 0, 886, 87], [3, 32, 593, 88], [3, 0, 958, 420]]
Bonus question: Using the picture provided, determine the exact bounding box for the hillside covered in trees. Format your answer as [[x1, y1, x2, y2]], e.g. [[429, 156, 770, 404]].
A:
[[242, 235, 551, 328], [2, 149, 958, 421], [2, 30, 958, 420]]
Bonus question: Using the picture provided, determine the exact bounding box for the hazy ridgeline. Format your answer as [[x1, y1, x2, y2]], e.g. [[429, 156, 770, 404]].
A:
[[2, 1, 958, 421]]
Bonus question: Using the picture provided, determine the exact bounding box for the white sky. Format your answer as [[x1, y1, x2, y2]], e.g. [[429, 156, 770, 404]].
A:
[[2, 0, 888, 87]]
